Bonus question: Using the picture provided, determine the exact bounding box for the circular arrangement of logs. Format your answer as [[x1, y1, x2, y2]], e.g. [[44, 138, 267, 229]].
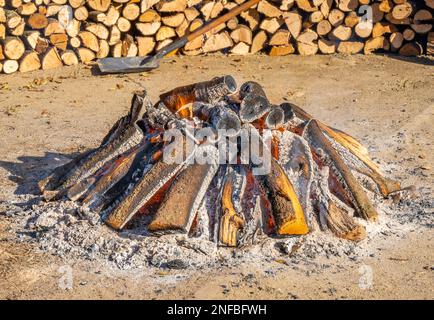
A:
[[0, 0, 433, 74]]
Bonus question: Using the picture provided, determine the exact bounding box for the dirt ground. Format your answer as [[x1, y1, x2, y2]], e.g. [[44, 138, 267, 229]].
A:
[[0, 54, 433, 300]]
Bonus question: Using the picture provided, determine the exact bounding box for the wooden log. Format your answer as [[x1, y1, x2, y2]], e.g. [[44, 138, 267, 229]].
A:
[[392, 2, 412, 20], [87, 0, 110, 12], [2, 59, 19, 74], [156, 0, 187, 13], [44, 18, 65, 36], [0, 24, 4, 40], [46, 5, 62, 18], [403, 27, 415, 41], [101, 6, 120, 26], [240, 9, 260, 30], [5, 10, 22, 29], [296, 0, 317, 12], [175, 18, 189, 36], [79, 30, 99, 52], [230, 41, 250, 54], [139, 9, 161, 22], [66, 18, 80, 37], [49, 33, 68, 51], [260, 17, 282, 34], [200, 1, 214, 21], [230, 24, 253, 44], [41, 46, 63, 69], [320, 0, 333, 18], [371, 3, 384, 23], [117, 17, 131, 32], [411, 10, 432, 34], [297, 29, 318, 55], [269, 44, 295, 55], [111, 42, 122, 57], [97, 39, 109, 58], [337, 41, 364, 54], [364, 36, 389, 54], [251, 30, 267, 53], [269, 29, 290, 46], [123, 3, 140, 21], [329, 25, 352, 41], [35, 37, 49, 54], [19, 50, 41, 72], [227, 17, 239, 30], [18, 3, 37, 15], [344, 11, 359, 28], [22, 31, 40, 49], [427, 32, 434, 55], [74, 6, 88, 21], [385, 12, 410, 25], [69, 36, 81, 48], [155, 38, 173, 51], [426, 0, 434, 9], [210, 1, 224, 19], [76, 47, 96, 63], [337, 0, 357, 12], [0, 8, 5, 23], [28, 13, 48, 29], [156, 26, 176, 41], [121, 34, 138, 57], [328, 9, 344, 27], [372, 22, 397, 38], [258, 0, 282, 18], [355, 20, 373, 38], [10, 20, 25, 36], [108, 25, 121, 45], [2, 36, 25, 60], [316, 19, 331, 36], [280, 0, 295, 11], [318, 38, 336, 53], [141, 0, 160, 13], [162, 13, 185, 27], [69, 0, 84, 9], [202, 31, 233, 53], [10, 0, 23, 9], [389, 32, 403, 50], [309, 10, 323, 23], [61, 49, 79, 65], [136, 36, 155, 56], [86, 23, 109, 39], [184, 7, 200, 21], [398, 42, 423, 56]]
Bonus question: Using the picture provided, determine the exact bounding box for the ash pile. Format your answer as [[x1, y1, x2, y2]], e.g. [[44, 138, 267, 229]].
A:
[[14, 75, 410, 269]]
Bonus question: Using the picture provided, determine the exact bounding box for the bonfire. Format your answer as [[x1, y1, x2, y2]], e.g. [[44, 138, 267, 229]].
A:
[[37, 76, 403, 247]]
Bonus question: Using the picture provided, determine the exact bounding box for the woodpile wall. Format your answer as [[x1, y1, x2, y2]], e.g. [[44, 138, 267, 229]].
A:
[[0, 0, 433, 74]]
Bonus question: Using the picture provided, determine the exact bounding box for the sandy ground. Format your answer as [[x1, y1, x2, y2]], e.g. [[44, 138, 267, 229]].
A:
[[0, 54, 433, 300]]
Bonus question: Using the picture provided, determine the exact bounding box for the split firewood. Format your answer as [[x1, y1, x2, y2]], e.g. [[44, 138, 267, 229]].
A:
[[49, 33, 68, 51], [258, 0, 282, 18], [203, 31, 233, 53], [5, 10, 22, 29], [230, 41, 250, 54], [355, 20, 373, 38], [392, 2, 413, 20], [297, 29, 318, 55], [18, 3, 37, 16], [19, 50, 40, 72], [77, 46, 96, 62], [251, 30, 267, 53], [318, 38, 336, 54], [87, 0, 111, 12], [121, 34, 138, 57], [269, 44, 295, 55], [74, 6, 88, 21], [61, 49, 79, 65], [97, 39, 110, 58], [136, 36, 155, 56], [230, 24, 253, 44], [136, 21, 161, 35], [403, 27, 415, 41], [284, 11, 302, 38], [156, 0, 187, 13], [0, 24, 5, 40], [240, 9, 260, 30], [329, 25, 352, 41], [11, 21, 25, 36], [79, 31, 99, 52], [344, 11, 359, 28], [328, 8, 344, 27], [269, 29, 290, 46], [372, 22, 398, 38], [260, 17, 282, 34], [44, 19, 65, 36], [316, 19, 331, 36], [86, 23, 109, 40], [296, 0, 317, 12], [364, 36, 389, 54], [411, 9, 433, 34], [123, 3, 140, 21], [41, 46, 63, 70], [141, 0, 160, 13]]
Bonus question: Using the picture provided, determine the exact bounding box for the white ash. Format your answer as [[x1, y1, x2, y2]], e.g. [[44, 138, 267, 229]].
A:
[[1, 182, 429, 271]]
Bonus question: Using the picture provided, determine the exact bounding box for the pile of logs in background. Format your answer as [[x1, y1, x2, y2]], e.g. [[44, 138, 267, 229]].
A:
[[0, 0, 433, 74]]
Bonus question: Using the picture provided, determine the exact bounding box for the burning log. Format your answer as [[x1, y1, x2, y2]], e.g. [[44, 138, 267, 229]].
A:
[[40, 76, 404, 246]]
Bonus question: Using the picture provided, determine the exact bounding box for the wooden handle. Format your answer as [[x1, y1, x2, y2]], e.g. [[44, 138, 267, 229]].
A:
[[186, 0, 261, 42]]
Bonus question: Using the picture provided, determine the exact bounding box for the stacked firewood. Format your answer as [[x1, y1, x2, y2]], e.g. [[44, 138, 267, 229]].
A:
[[0, 0, 433, 74]]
